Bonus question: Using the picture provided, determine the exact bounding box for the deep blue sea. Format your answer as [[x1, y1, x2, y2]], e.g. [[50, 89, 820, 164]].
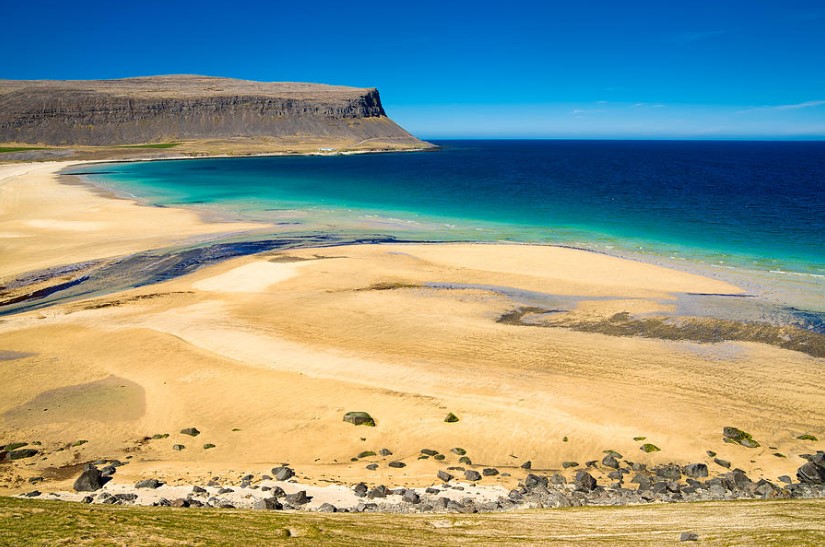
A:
[[70, 140, 825, 278]]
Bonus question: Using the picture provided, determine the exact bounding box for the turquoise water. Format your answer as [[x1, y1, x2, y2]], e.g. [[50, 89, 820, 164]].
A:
[[70, 140, 825, 279]]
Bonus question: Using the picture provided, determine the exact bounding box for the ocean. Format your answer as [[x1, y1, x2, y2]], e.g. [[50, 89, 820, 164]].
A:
[[71, 140, 825, 275]]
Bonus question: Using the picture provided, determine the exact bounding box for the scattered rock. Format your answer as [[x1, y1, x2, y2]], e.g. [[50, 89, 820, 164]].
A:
[[357, 451, 377, 458], [180, 428, 201, 437], [354, 482, 368, 496], [253, 498, 282, 510], [192, 486, 207, 494], [272, 466, 295, 481], [464, 470, 481, 481], [458, 456, 472, 465], [365, 463, 379, 470], [218, 488, 234, 495], [778, 475, 792, 484], [797, 461, 825, 484], [73, 467, 108, 492], [388, 461, 406, 468], [574, 471, 597, 492], [284, 491, 310, 505], [521, 461, 532, 470], [421, 449, 439, 456], [173, 444, 185, 451], [482, 468, 499, 476], [722, 426, 760, 448], [525, 474, 548, 489], [438, 470, 454, 482], [22, 490, 41, 498], [714, 458, 731, 469], [602, 455, 620, 468], [680, 532, 699, 542], [562, 461, 579, 468], [171, 498, 190, 508], [6, 449, 39, 460], [343, 412, 375, 427], [203, 443, 216, 450], [379, 448, 393, 456], [451, 448, 467, 455], [318, 503, 337, 512], [444, 413, 460, 423], [796, 434, 818, 441], [135, 479, 163, 489], [402, 490, 421, 504]]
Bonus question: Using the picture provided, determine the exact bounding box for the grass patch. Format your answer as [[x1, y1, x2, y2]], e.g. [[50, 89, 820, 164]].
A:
[[1, 497, 824, 545], [797, 434, 818, 441], [0, 146, 49, 153], [114, 142, 181, 149], [640, 443, 661, 453]]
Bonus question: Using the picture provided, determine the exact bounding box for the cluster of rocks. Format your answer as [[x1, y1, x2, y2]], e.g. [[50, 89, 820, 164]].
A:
[[18, 449, 825, 514]]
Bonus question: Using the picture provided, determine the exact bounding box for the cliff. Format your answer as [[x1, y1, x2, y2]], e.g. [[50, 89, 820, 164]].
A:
[[0, 75, 430, 151]]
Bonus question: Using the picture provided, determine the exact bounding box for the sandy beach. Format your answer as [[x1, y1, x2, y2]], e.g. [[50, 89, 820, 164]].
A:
[[0, 162, 823, 506]]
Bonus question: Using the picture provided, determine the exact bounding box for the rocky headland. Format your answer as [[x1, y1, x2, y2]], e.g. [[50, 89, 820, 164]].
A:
[[0, 75, 433, 160]]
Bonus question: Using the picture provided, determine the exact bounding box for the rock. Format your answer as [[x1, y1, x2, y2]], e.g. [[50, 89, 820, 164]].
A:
[[271, 466, 295, 481], [81, 496, 93, 504], [451, 448, 467, 455], [180, 428, 200, 437], [343, 412, 375, 427], [796, 434, 818, 441], [252, 497, 282, 510], [778, 475, 792, 484], [655, 465, 682, 480], [353, 482, 368, 496], [101, 466, 117, 476], [508, 489, 523, 501], [388, 461, 406, 468], [218, 488, 234, 494], [365, 463, 378, 471], [437, 470, 454, 482], [525, 474, 548, 489], [464, 470, 482, 481], [318, 503, 337, 512], [172, 444, 185, 451], [714, 458, 731, 468], [421, 449, 439, 456], [136, 479, 163, 489], [574, 471, 597, 491], [550, 473, 567, 485], [722, 426, 760, 448], [562, 461, 579, 469], [73, 467, 108, 492], [425, 487, 440, 494], [379, 448, 393, 456], [171, 498, 190, 508], [458, 456, 472, 465], [203, 443, 216, 450], [602, 455, 620, 469], [357, 451, 377, 458], [402, 490, 421, 504], [284, 491, 310, 505], [356, 502, 378, 512], [192, 486, 207, 494], [444, 413, 460, 423], [22, 491, 41, 498], [683, 463, 709, 478], [680, 532, 699, 542], [521, 461, 532, 469], [608, 470, 624, 480], [482, 468, 499, 476], [797, 461, 825, 484], [434, 454, 446, 461], [368, 485, 389, 499]]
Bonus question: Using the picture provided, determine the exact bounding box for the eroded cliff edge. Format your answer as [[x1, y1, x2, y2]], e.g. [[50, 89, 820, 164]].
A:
[[0, 75, 433, 159]]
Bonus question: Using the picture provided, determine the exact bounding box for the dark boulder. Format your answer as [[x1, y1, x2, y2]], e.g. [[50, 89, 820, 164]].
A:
[[388, 461, 406, 468], [343, 412, 375, 426], [602, 455, 620, 469], [7, 449, 39, 461], [574, 471, 597, 491], [318, 503, 337, 512], [252, 497, 283, 510], [464, 470, 482, 481], [797, 461, 825, 484], [284, 491, 310, 505], [135, 479, 163, 489], [180, 428, 200, 437], [482, 468, 499, 476], [271, 466, 295, 481], [562, 461, 579, 469], [524, 473, 548, 489], [402, 490, 421, 504], [437, 470, 454, 482], [714, 458, 731, 469], [520, 461, 532, 469], [73, 467, 108, 492]]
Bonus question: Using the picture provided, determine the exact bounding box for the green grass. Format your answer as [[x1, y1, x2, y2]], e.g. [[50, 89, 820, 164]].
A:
[[0, 146, 50, 153], [1, 497, 823, 546], [114, 142, 181, 149]]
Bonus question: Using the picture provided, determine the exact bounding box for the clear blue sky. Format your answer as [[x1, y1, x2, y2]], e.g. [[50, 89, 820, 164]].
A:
[[3, 0, 824, 139]]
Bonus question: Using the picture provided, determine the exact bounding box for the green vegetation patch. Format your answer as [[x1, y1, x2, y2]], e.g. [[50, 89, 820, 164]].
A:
[[0, 146, 49, 153], [1, 442, 28, 451], [444, 413, 460, 423], [357, 451, 377, 459], [797, 434, 818, 441], [723, 426, 760, 448], [640, 443, 661, 453]]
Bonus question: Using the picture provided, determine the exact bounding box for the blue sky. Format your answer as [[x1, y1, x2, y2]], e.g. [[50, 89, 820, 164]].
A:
[[2, 1, 824, 139]]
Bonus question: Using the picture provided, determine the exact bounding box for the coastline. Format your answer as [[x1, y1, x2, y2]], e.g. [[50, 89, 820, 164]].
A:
[[0, 158, 823, 513]]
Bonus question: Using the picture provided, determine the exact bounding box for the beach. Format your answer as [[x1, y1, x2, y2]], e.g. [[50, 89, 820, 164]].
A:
[[1, 161, 822, 507]]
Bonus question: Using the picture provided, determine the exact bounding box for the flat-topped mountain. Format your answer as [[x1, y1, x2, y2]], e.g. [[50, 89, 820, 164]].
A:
[[0, 75, 430, 154]]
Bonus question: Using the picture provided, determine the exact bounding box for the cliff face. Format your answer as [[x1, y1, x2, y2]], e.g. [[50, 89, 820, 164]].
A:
[[0, 75, 426, 147]]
